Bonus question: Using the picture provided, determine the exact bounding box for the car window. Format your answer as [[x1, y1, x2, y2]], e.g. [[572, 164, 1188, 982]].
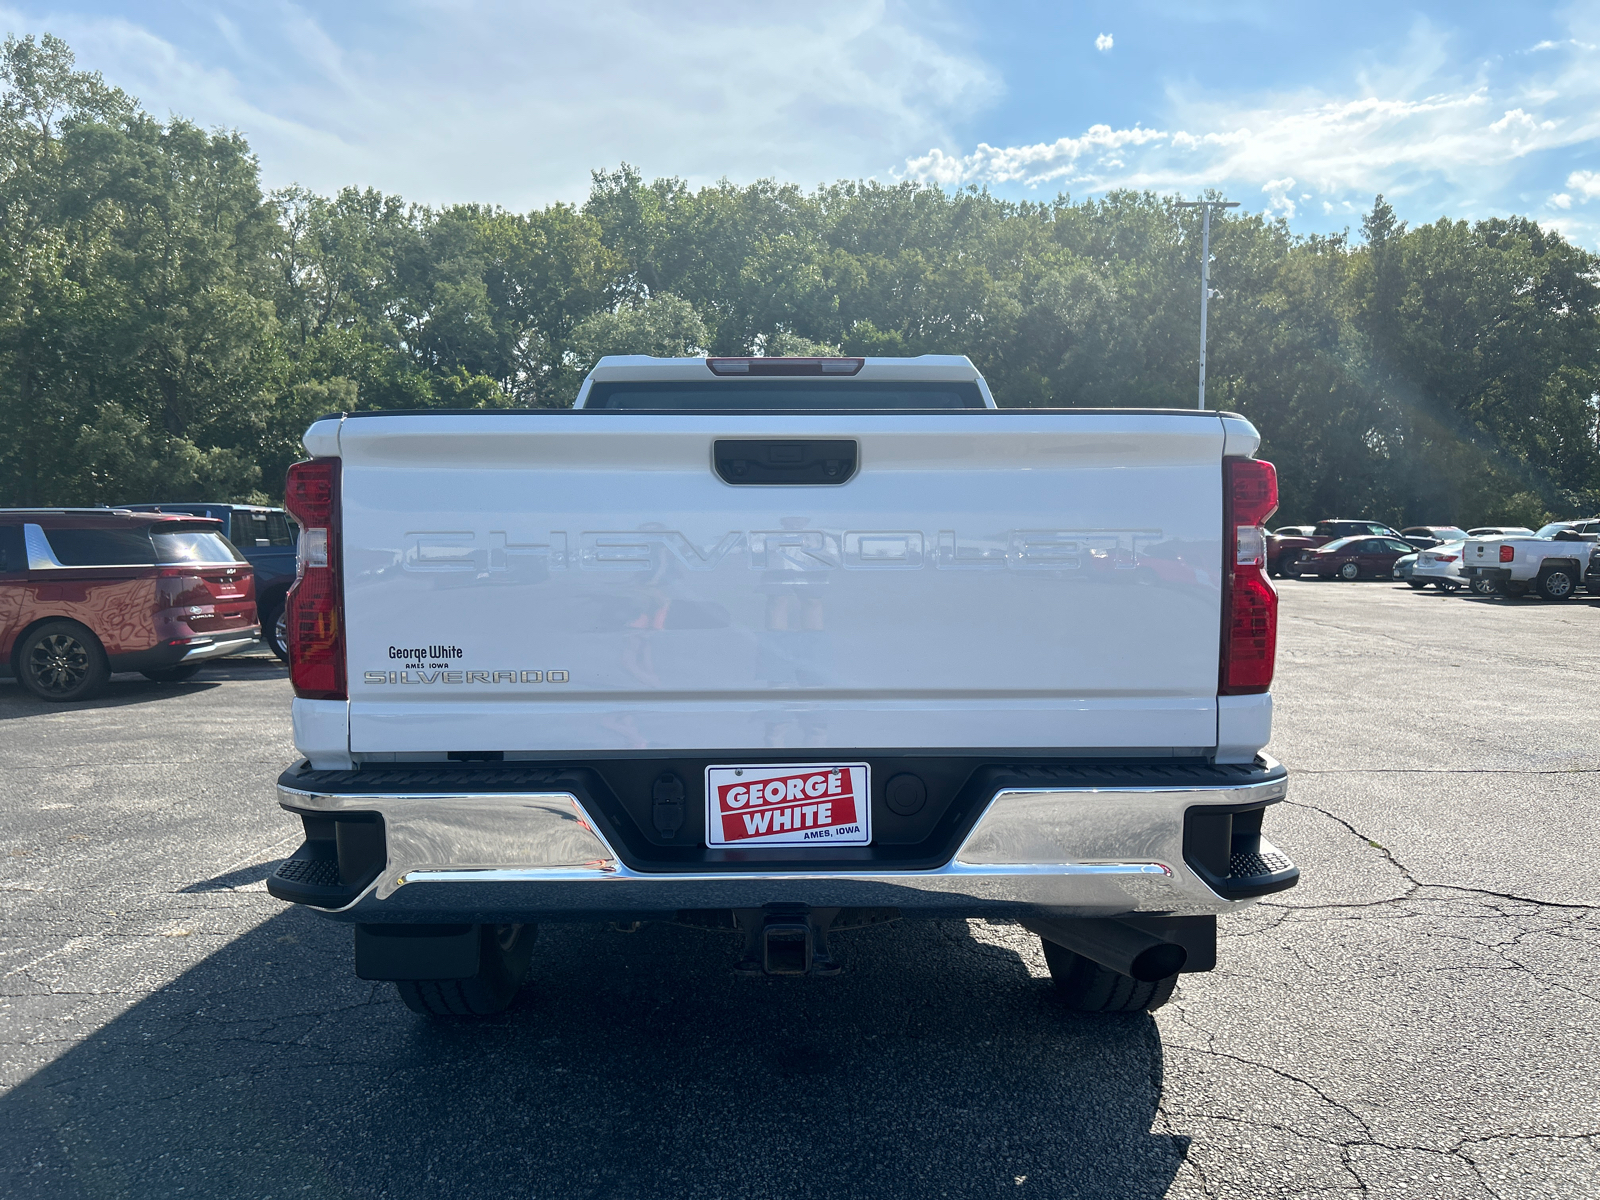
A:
[[232, 510, 268, 546], [1534, 524, 1573, 538], [44, 526, 156, 566], [1435, 527, 1468, 539], [265, 512, 294, 546], [1313, 523, 1338, 538], [1361, 524, 1390, 535], [0, 525, 24, 572], [1385, 540, 1414, 553], [1320, 536, 1354, 551], [151, 529, 246, 565]]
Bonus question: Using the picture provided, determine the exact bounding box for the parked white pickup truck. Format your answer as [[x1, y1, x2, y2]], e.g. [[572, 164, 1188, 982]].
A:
[[267, 355, 1298, 1017], [1461, 523, 1600, 599]]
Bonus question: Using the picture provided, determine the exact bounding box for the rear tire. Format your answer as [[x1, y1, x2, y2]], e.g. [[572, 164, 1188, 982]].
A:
[[16, 620, 110, 702], [1536, 568, 1576, 601], [1040, 939, 1178, 1013], [142, 664, 202, 683], [1469, 576, 1497, 597], [263, 598, 289, 663], [1278, 556, 1303, 579], [1406, 580, 1427, 589], [395, 924, 535, 1017]]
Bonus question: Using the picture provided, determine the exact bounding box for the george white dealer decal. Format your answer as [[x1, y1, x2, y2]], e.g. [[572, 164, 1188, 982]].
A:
[[366, 645, 569, 686]]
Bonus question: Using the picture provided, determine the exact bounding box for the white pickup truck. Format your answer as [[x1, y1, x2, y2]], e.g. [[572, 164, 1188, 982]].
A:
[[1461, 522, 1600, 599], [267, 355, 1298, 1018]]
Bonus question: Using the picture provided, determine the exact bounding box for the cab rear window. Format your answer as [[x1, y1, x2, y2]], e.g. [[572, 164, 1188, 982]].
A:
[[45, 527, 156, 566], [152, 528, 245, 565], [583, 380, 987, 410]]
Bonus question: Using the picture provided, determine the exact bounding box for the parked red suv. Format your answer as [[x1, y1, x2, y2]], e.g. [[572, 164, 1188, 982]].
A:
[[1, 510, 259, 702]]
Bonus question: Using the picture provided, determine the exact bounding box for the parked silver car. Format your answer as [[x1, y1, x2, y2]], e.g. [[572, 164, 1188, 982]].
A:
[[1393, 551, 1422, 586], [1410, 540, 1468, 591]]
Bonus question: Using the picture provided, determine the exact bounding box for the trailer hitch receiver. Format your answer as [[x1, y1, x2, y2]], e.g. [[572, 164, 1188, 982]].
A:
[[736, 906, 842, 977]]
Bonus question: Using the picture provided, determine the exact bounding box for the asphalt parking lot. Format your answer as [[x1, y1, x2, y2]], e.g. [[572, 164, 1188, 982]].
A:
[[2, 581, 1596, 1199]]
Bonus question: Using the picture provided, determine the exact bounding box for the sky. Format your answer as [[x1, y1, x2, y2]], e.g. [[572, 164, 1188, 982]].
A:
[[4, 0, 1600, 243]]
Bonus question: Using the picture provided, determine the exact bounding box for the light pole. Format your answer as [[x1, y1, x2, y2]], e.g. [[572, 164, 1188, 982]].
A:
[[1176, 199, 1238, 410]]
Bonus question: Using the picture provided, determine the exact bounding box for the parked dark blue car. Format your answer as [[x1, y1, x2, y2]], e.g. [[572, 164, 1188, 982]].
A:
[[119, 504, 297, 661]]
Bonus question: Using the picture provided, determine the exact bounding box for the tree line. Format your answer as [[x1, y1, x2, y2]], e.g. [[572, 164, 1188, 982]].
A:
[[3, 33, 1598, 528]]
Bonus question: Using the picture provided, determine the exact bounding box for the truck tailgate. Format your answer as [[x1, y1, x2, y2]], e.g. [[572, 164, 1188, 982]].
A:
[[334, 412, 1227, 755]]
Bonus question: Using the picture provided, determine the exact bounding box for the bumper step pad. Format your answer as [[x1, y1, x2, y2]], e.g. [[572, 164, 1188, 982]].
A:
[[273, 856, 340, 887]]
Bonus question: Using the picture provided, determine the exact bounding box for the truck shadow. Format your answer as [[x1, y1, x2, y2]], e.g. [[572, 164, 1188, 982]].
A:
[[0, 676, 224, 716], [0, 911, 1187, 1200], [0, 658, 284, 718]]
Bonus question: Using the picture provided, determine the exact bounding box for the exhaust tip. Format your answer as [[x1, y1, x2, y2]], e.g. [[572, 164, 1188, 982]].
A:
[[1129, 942, 1187, 981]]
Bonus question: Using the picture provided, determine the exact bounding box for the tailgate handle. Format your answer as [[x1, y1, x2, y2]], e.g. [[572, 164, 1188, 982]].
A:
[[713, 440, 857, 486]]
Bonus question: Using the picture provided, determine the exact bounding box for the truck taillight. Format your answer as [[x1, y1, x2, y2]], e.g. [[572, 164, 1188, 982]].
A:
[[283, 457, 346, 701], [1499, 545, 1514, 563], [706, 357, 864, 376], [1221, 457, 1279, 695]]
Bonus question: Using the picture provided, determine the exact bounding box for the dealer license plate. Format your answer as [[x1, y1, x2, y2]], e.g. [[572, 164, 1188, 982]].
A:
[[705, 763, 871, 847]]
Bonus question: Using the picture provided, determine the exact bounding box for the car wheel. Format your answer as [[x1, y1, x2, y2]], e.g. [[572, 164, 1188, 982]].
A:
[[1279, 557, 1303, 579], [1536, 569, 1576, 601], [1040, 939, 1177, 1013], [395, 924, 535, 1017], [17, 620, 111, 703], [1337, 562, 1360, 581], [265, 602, 289, 663], [1406, 580, 1427, 589], [1469, 576, 1497, 596], [141, 664, 203, 684]]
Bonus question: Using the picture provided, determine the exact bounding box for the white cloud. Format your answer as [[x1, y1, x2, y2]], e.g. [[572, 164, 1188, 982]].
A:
[[1262, 177, 1297, 217], [1528, 38, 1596, 52], [1568, 170, 1600, 200], [1552, 193, 1573, 208], [0, 1, 1000, 207], [904, 123, 1166, 187], [1095, 33, 1113, 53], [898, 24, 1600, 231]]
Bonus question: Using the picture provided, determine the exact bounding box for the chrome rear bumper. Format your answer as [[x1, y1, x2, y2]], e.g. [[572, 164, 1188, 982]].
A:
[[274, 757, 1294, 921]]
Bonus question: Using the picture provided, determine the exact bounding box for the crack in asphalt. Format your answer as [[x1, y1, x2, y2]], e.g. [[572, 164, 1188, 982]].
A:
[[1161, 1034, 1600, 1199], [1280, 799, 1599, 911]]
